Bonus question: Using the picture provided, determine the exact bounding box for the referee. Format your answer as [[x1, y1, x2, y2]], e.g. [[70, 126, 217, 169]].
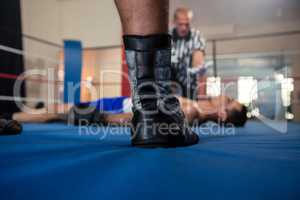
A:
[[171, 7, 206, 100]]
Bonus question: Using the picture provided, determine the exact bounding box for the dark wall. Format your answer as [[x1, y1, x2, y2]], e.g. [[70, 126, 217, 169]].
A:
[[0, 0, 25, 114]]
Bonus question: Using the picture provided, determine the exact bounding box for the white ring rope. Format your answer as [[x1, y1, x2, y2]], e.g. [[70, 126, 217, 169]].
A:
[[0, 44, 62, 65], [0, 95, 61, 104]]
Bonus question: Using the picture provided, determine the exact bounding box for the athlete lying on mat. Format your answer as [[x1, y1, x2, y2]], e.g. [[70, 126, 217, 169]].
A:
[[13, 96, 247, 127]]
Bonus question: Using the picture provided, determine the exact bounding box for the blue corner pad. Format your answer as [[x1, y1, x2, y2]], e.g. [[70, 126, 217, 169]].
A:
[[63, 40, 82, 104]]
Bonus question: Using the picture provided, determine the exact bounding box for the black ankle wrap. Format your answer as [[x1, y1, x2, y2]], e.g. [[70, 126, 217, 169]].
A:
[[123, 34, 171, 51]]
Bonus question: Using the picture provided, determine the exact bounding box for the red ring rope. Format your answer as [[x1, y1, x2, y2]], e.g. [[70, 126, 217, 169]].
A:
[[0, 72, 121, 86]]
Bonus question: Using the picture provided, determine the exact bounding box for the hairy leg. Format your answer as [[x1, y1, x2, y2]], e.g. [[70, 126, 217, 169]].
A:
[[115, 0, 169, 35]]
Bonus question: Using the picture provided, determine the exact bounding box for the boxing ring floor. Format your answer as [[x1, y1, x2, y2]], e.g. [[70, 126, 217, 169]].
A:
[[0, 121, 300, 200]]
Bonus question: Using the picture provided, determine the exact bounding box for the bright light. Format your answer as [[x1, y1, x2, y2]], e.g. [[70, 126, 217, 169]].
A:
[[58, 70, 64, 80], [280, 78, 294, 107], [85, 76, 93, 87], [238, 76, 258, 104], [275, 73, 284, 82], [206, 77, 221, 97], [246, 112, 252, 118], [188, 10, 194, 20], [251, 108, 260, 117], [86, 76, 93, 82], [286, 112, 294, 120]]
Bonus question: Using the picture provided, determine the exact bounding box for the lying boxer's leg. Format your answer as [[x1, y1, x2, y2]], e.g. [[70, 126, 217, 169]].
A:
[[13, 112, 60, 123], [104, 113, 133, 125], [115, 0, 199, 147]]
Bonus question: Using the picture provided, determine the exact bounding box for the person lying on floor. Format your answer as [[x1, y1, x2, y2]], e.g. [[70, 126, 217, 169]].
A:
[[12, 95, 248, 127]]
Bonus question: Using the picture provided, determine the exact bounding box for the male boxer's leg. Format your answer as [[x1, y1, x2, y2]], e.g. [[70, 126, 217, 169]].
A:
[[115, 0, 168, 35], [115, 0, 199, 147]]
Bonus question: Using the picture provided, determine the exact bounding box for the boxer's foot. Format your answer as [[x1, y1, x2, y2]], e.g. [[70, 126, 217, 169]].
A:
[[124, 34, 199, 148], [131, 98, 199, 148]]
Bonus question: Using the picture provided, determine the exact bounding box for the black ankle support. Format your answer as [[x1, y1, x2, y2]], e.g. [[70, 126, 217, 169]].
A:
[[123, 34, 171, 51], [123, 34, 173, 110]]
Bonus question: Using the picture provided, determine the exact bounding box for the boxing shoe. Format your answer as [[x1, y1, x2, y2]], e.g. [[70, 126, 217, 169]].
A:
[[124, 34, 199, 148], [131, 98, 199, 148], [0, 118, 22, 136]]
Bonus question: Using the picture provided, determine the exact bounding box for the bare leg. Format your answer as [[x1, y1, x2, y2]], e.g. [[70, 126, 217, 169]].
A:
[[13, 112, 60, 123], [12, 104, 71, 123], [104, 113, 133, 124], [115, 0, 169, 35]]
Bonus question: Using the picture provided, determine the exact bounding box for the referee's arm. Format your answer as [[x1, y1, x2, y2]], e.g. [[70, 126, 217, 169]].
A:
[[192, 31, 206, 69], [192, 50, 205, 68]]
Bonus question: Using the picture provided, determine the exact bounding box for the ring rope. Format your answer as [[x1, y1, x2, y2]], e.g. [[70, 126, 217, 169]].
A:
[[0, 44, 62, 65]]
